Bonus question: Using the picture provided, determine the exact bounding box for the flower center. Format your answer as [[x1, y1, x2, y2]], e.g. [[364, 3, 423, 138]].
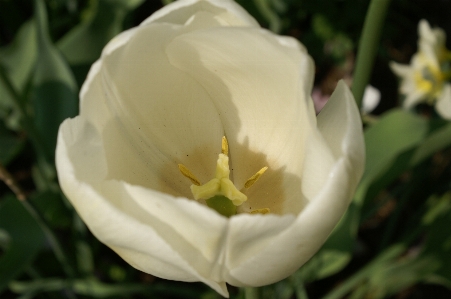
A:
[[415, 52, 451, 102], [178, 136, 269, 217]]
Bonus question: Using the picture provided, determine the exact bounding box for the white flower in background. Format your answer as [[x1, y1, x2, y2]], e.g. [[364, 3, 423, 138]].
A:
[[390, 19, 451, 119], [361, 85, 381, 114], [56, 0, 365, 297]]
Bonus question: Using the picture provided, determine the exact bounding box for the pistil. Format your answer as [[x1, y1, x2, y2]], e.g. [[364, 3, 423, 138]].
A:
[[178, 136, 270, 217]]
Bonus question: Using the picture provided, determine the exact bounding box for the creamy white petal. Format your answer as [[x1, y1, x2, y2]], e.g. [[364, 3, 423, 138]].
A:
[[436, 84, 451, 120], [166, 26, 316, 214], [57, 0, 366, 295], [224, 158, 356, 286], [317, 81, 365, 188], [224, 213, 296, 286], [142, 0, 258, 27], [56, 116, 230, 297], [79, 28, 140, 131], [95, 22, 232, 196], [301, 81, 363, 209]]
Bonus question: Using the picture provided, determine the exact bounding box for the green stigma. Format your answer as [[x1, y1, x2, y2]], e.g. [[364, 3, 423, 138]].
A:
[[206, 195, 237, 217]]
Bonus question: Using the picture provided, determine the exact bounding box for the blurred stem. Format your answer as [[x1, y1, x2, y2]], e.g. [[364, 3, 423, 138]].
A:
[[351, 0, 391, 107], [0, 65, 52, 189], [253, 0, 281, 33], [361, 113, 379, 125], [244, 287, 259, 299], [0, 162, 26, 201], [295, 283, 309, 299]]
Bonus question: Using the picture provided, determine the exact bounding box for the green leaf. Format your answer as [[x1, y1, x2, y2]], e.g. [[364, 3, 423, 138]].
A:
[[57, 0, 138, 65], [421, 193, 451, 283], [31, 191, 72, 229], [315, 109, 429, 277], [0, 124, 24, 165], [57, 0, 126, 65], [31, 82, 78, 157], [357, 109, 428, 203], [0, 21, 37, 130], [32, 0, 78, 157], [410, 122, 451, 166], [10, 278, 203, 298], [0, 195, 46, 293]]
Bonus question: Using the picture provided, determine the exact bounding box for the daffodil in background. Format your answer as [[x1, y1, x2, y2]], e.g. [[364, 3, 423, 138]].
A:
[[390, 20, 451, 119]]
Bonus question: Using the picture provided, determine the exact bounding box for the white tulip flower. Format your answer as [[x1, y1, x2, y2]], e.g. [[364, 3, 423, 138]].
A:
[[390, 19, 451, 119], [56, 0, 365, 297]]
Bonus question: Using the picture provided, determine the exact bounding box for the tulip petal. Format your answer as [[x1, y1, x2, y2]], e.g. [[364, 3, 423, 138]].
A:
[[57, 1, 366, 295], [317, 81, 365, 185], [78, 27, 140, 131], [166, 26, 316, 214], [56, 116, 230, 297], [85, 21, 237, 197], [225, 158, 356, 287], [142, 0, 259, 27], [222, 82, 364, 286], [301, 81, 363, 211]]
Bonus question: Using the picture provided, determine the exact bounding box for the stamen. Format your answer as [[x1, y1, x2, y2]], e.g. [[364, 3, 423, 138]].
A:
[[244, 166, 268, 189], [250, 208, 270, 215], [178, 164, 201, 186], [178, 137, 271, 216], [221, 136, 228, 156]]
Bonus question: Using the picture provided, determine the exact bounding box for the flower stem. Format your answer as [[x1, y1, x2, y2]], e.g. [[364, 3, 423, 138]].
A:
[[351, 0, 392, 107], [0, 162, 26, 201]]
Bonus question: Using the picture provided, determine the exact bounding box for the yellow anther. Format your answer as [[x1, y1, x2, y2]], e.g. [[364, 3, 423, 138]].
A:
[[221, 136, 228, 156], [178, 164, 201, 186], [244, 166, 268, 189], [250, 208, 270, 215]]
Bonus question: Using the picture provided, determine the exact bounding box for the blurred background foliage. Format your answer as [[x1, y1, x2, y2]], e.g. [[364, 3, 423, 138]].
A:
[[1, 0, 451, 298]]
